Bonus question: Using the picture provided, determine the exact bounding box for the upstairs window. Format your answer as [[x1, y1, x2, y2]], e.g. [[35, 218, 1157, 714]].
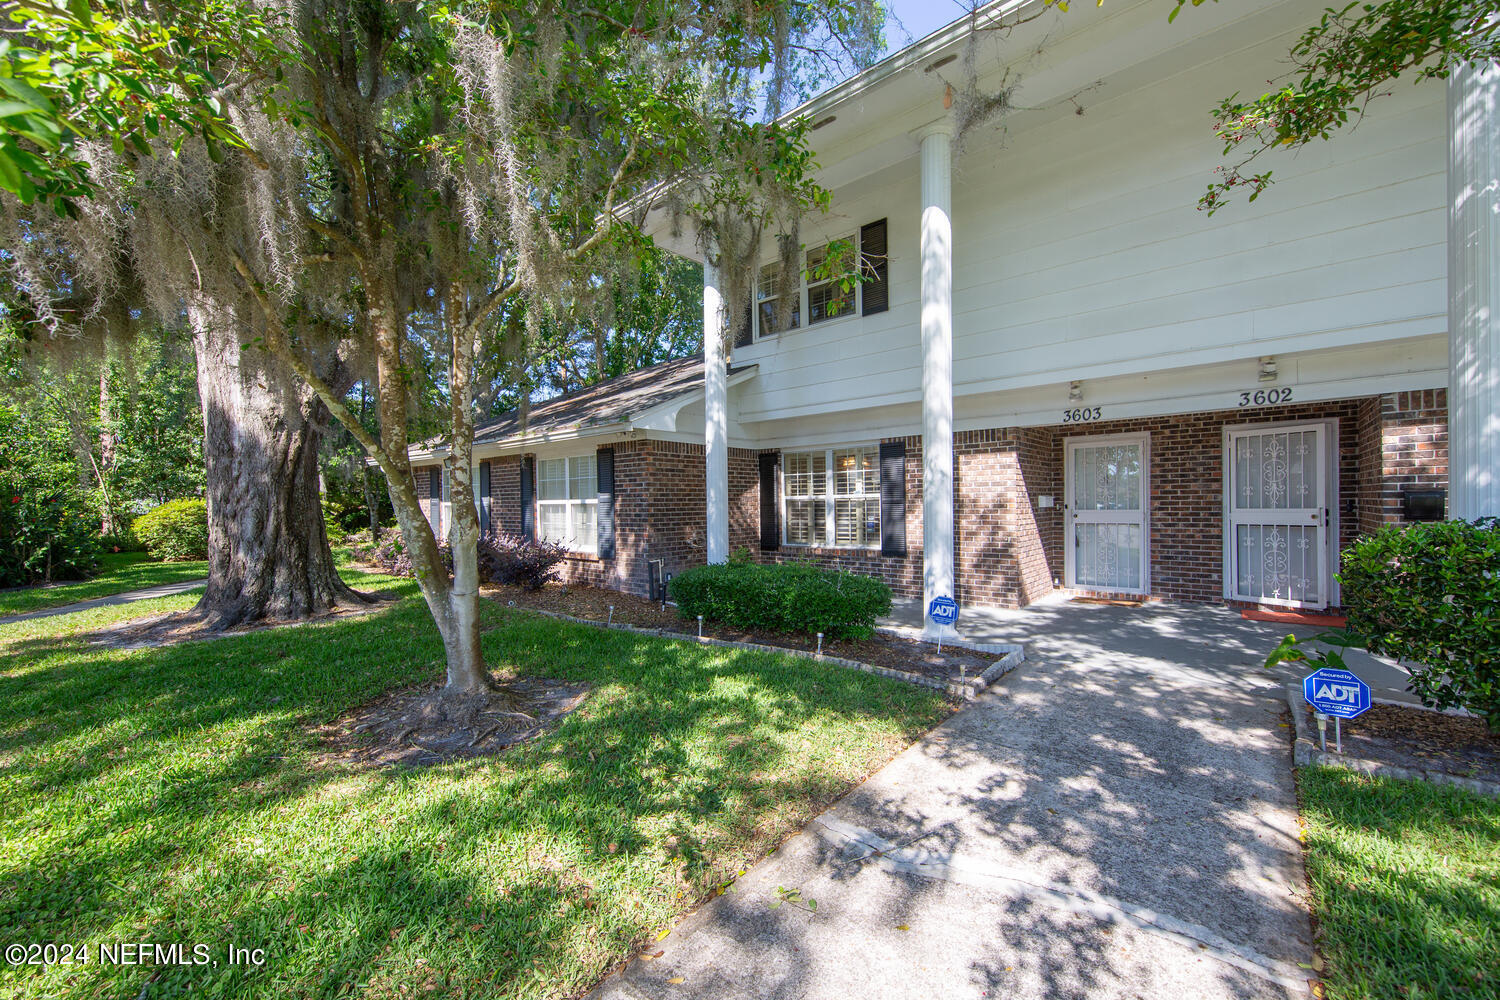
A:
[[806, 236, 857, 325], [751, 219, 888, 341], [756, 260, 800, 337]]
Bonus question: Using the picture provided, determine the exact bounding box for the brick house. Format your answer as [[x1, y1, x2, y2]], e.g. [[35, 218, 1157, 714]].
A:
[[410, 0, 1498, 620]]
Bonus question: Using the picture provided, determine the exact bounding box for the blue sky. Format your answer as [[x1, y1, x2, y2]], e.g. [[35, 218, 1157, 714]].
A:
[[880, 0, 976, 54]]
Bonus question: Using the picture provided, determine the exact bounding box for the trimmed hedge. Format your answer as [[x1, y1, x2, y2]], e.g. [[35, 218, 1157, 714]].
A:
[[132, 498, 209, 562], [669, 561, 892, 639], [1339, 518, 1500, 730]]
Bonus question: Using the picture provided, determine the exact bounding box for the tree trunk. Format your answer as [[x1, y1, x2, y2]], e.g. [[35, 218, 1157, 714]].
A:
[[190, 302, 371, 630], [97, 338, 117, 535]]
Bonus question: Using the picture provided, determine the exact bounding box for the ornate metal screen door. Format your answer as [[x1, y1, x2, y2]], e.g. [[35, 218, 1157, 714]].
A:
[[1226, 424, 1329, 608], [1065, 435, 1148, 594]]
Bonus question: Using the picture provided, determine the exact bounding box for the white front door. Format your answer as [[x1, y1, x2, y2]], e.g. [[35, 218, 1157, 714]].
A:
[[1065, 434, 1150, 595], [1225, 422, 1330, 609]]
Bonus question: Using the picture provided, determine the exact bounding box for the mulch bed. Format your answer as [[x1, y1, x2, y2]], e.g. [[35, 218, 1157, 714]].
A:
[[481, 582, 1004, 687], [316, 676, 590, 769], [1302, 702, 1500, 782]]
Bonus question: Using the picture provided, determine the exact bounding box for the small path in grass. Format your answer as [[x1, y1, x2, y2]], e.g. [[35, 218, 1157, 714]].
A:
[[590, 602, 1315, 1000], [0, 577, 207, 625]]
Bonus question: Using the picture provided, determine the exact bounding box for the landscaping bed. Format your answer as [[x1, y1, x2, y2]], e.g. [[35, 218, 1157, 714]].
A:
[[1298, 701, 1500, 785], [482, 581, 1006, 687]]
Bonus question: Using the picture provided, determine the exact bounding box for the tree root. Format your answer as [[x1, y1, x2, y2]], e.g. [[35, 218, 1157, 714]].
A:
[[315, 675, 589, 769]]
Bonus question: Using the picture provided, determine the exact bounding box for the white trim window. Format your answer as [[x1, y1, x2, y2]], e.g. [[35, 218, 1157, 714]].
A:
[[783, 445, 879, 548], [756, 260, 800, 337], [537, 454, 598, 553], [806, 235, 857, 325]]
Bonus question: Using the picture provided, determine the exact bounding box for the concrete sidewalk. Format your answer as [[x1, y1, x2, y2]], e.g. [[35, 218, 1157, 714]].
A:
[[885, 593, 1420, 706], [591, 605, 1316, 1000], [0, 578, 207, 626]]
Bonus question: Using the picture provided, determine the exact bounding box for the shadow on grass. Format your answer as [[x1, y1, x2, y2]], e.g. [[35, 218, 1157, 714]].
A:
[[0, 595, 945, 1000]]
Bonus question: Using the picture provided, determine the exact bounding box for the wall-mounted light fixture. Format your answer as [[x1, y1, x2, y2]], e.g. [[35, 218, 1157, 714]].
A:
[[1258, 356, 1278, 383], [1068, 380, 1083, 402]]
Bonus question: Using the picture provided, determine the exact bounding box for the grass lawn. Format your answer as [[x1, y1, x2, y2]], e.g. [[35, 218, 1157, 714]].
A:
[[0, 568, 948, 1000], [0, 551, 208, 618], [1298, 766, 1500, 1000]]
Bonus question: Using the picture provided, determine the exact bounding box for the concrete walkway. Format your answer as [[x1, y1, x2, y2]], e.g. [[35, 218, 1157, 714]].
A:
[[592, 601, 1317, 1000], [0, 578, 207, 626], [885, 593, 1419, 705]]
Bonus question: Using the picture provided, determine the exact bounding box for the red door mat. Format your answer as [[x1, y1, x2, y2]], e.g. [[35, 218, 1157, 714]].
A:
[[1241, 608, 1348, 628]]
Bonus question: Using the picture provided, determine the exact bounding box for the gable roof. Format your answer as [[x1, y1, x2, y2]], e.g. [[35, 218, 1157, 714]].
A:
[[410, 354, 756, 460], [474, 354, 708, 448]]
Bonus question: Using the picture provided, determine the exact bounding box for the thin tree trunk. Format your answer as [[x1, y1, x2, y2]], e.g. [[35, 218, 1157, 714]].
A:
[[97, 335, 117, 535], [190, 300, 371, 630]]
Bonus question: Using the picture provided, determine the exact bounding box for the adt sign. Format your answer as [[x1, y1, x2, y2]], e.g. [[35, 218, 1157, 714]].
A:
[[928, 595, 958, 627], [1303, 668, 1372, 720]]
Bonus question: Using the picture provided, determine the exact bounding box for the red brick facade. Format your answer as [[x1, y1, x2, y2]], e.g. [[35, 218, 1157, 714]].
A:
[[409, 387, 1448, 611], [1356, 389, 1448, 534]]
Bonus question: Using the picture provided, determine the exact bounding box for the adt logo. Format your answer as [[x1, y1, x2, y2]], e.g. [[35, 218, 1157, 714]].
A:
[[1303, 668, 1372, 720], [928, 595, 958, 627]]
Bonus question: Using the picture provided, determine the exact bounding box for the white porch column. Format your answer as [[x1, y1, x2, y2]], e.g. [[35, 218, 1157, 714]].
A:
[[919, 121, 955, 616], [1448, 61, 1500, 518], [703, 245, 730, 563]]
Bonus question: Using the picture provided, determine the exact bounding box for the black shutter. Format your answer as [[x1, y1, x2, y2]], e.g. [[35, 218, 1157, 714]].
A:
[[860, 218, 889, 316], [520, 456, 535, 540], [427, 467, 441, 531], [596, 447, 615, 559], [759, 451, 780, 552], [879, 441, 906, 557], [479, 460, 492, 536]]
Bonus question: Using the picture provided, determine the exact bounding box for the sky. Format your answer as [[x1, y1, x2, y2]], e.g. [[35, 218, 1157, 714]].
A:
[[880, 0, 979, 55]]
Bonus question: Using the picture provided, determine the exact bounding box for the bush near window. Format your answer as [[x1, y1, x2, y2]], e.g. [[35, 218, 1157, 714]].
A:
[[478, 533, 568, 591], [669, 561, 892, 639], [0, 477, 101, 587], [132, 499, 209, 562], [1339, 518, 1500, 731]]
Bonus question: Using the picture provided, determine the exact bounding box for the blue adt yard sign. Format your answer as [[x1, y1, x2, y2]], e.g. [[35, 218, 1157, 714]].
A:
[[928, 595, 958, 627], [1303, 668, 1372, 720]]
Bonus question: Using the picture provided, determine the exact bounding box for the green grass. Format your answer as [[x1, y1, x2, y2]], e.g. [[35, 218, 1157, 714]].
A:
[[1299, 766, 1500, 1000], [0, 552, 208, 617], [0, 568, 948, 1000]]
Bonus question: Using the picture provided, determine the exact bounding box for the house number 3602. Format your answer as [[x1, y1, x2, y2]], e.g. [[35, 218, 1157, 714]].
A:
[[1061, 406, 1103, 423], [1237, 387, 1294, 407]]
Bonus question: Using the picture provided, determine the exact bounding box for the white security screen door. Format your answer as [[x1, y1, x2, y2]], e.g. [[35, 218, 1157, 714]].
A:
[[1065, 434, 1149, 594], [1226, 423, 1329, 608]]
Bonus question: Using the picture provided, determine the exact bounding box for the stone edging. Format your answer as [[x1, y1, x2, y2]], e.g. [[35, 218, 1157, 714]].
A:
[[1284, 683, 1500, 797], [497, 602, 1024, 700]]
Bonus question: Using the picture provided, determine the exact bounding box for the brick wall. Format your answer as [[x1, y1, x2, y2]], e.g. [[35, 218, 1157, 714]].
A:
[[1028, 399, 1365, 604], [1366, 389, 1449, 529]]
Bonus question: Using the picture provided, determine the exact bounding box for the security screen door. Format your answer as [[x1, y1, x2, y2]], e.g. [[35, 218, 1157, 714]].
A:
[[1225, 422, 1329, 609], [1065, 434, 1149, 594]]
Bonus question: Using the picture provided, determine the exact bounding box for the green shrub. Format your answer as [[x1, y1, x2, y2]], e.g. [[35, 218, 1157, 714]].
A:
[[132, 498, 209, 562], [99, 525, 145, 553], [0, 477, 101, 587], [669, 561, 892, 639], [1339, 518, 1500, 730]]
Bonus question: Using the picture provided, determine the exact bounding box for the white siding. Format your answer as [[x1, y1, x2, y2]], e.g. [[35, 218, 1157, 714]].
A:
[[731, 17, 1446, 426]]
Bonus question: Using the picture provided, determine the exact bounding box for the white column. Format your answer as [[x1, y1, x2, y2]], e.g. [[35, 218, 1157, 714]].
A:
[[703, 245, 730, 563], [919, 121, 955, 618], [1449, 62, 1500, 519]]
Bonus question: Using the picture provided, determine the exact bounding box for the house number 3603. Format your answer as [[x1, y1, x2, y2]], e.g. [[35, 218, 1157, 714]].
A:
[[1061, 407, 1103, 423], [1238, 387, 1294, 407]]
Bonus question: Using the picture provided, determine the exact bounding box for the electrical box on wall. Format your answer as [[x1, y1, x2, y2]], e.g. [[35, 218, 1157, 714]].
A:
[[1037, 495, 1055, 508], [1402, 489, 1446, 523]]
